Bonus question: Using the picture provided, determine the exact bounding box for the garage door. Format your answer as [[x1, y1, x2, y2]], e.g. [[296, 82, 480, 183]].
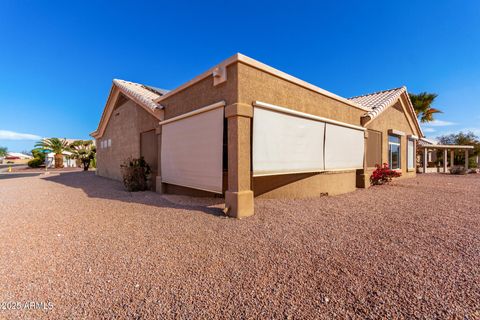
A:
[[160, 102, 225, 193]]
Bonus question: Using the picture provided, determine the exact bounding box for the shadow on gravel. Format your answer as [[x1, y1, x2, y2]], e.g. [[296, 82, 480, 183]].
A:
[[0, 173, 43, 179], [43, 171, 225, 217]]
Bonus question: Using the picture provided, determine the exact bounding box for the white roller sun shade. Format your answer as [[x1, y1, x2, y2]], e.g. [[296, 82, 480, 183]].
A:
[[161, 106, 224, 193], [408, 139, 415, 169], [324, 123, 364, 170], [253, 107, 325, 176]]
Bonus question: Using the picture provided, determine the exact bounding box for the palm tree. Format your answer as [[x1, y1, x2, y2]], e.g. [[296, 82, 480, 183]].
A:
[[35, 138, 69, 168], [69, 140, 96, 171], [408, 92, 442, 123], [0, 146, 7, 157]]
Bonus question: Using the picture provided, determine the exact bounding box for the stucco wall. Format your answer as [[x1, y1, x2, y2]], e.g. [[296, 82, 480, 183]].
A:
[[159, 64, 238, 120], [236, 62, 365, 198], [366, 99, 418, 180], [96, 100, 158, 181], [237, 62, 365, 126], [253, 171, 357, 199]]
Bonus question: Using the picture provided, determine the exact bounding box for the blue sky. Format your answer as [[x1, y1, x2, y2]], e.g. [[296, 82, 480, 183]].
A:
[[0, 0, 479, 152]]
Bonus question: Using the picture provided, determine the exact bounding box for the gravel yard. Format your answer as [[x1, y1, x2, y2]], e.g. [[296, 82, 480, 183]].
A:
[[0, 172, 479, 319]]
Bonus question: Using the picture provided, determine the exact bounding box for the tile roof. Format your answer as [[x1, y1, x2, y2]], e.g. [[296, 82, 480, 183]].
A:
[[113, 79, 167, 111], [418, 138, 436, 146], [348, 86, 407, 120]]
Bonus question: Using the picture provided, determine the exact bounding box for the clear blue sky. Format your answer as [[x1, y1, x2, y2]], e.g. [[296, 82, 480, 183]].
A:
[[1, 0, 479, 152]]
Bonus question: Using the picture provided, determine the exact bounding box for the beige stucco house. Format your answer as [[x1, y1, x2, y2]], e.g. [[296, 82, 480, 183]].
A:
[[91, 53, 423, 218]]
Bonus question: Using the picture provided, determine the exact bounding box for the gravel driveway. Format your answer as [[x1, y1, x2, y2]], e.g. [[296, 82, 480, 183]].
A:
[[0, 172, 479, 319]]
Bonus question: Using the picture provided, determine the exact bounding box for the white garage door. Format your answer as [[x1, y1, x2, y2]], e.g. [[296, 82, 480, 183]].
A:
[[161, 103, 224, 193], [253, 106, 325, 176], [324, 123, 365, 170]]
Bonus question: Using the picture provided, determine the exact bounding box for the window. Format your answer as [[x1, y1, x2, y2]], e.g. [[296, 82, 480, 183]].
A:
[[108, 139, 111, 147], [388, 135, 401, 170], [407, 139, 415, 169]]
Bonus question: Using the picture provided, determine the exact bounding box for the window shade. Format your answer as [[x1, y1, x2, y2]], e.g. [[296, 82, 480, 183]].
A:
[[161, 107, 224, 193], [324, 123, 364, 170], [252, 107, 325, 176], [408, 139, 415, 169]]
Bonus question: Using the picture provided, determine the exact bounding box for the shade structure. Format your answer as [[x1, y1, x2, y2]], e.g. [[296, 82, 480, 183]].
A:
[[161, 105, 224, 193], [324, 123, 364, 170], [252, 102, 365, 176], [252, 107, 325, 176]]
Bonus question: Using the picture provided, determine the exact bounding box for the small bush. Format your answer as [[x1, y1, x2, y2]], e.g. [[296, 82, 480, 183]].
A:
[[450, 166, 467, 175], [28, 158, 43, 168], [370, 163, 401, 185], [120, 157, 151, 192]]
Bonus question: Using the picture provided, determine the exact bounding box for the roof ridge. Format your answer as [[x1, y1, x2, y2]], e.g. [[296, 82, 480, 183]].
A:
[[112, 79, 162, 112], [348, 86, 406, 100]]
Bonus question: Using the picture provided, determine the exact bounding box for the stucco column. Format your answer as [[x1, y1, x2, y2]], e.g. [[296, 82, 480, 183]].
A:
[[155, 126, 165, 194], [450, 150, 455, 169], [356, 130, 369, 188], [423, 148, 428, 173], [224, 103, 254, 218], [443, 149, 448, 173], [465, 149, 469, 170]]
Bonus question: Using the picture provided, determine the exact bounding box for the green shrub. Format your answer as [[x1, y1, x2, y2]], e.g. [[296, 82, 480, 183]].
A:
[[120, 157, 151, 192], [28, 158, 43, 168]]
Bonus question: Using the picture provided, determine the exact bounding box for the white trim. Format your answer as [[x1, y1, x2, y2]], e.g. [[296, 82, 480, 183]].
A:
[[253, 101, 366, 131], [407, 134, 419, 140], [418, 144, 474, 150], [159, 101, 226, 125]]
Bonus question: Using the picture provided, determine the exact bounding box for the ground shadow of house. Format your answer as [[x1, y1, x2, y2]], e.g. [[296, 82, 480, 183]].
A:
[[43, 171, 226, 217]]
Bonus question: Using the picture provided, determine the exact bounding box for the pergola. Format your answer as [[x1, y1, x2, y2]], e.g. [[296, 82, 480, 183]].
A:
[[417, 142, 475, 173]]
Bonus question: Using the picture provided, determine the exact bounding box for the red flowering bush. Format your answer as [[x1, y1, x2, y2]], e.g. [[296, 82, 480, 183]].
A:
[[370, 163, 401, 185]]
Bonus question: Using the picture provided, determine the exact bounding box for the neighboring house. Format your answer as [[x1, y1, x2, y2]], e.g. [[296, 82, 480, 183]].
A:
[[6, 152, 33, 160], [46, 151, 77, 168], [91, 53, 423, 218], [40, 138, 83, 168], [2, 152, 33, 164]]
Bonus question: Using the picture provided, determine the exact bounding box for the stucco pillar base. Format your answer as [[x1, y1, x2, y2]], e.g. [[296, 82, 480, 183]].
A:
[[155, 176, 165, 194], [356, 171, 370, 188], [225, 190, 254, 219]]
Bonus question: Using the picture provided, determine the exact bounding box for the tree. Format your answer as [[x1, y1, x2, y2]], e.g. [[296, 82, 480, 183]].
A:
[[436, 131, 480, 167], [35, 138, 69, 168], [408, 92, 443, 123], [0, 146, 7, 157], [31, 148, 46, 162], [69, 140, 96, 171]]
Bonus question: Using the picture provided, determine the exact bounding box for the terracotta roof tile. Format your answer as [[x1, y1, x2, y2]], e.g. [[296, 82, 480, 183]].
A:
[[113, 79, 167, 111], [348, 87, 406, 119]]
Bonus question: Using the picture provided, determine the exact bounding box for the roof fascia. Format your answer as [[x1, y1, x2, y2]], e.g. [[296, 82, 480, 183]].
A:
[[154, 53, 369, 112], [398, 92, 424, 138], [91, 84, 163, 139]]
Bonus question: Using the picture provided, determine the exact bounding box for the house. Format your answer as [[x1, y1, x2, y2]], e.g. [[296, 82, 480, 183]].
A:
[[2, 152, 33, 164], [91, 53, 423, 218], [6, 152, 33, 160], [46, 151, 77, 168]]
